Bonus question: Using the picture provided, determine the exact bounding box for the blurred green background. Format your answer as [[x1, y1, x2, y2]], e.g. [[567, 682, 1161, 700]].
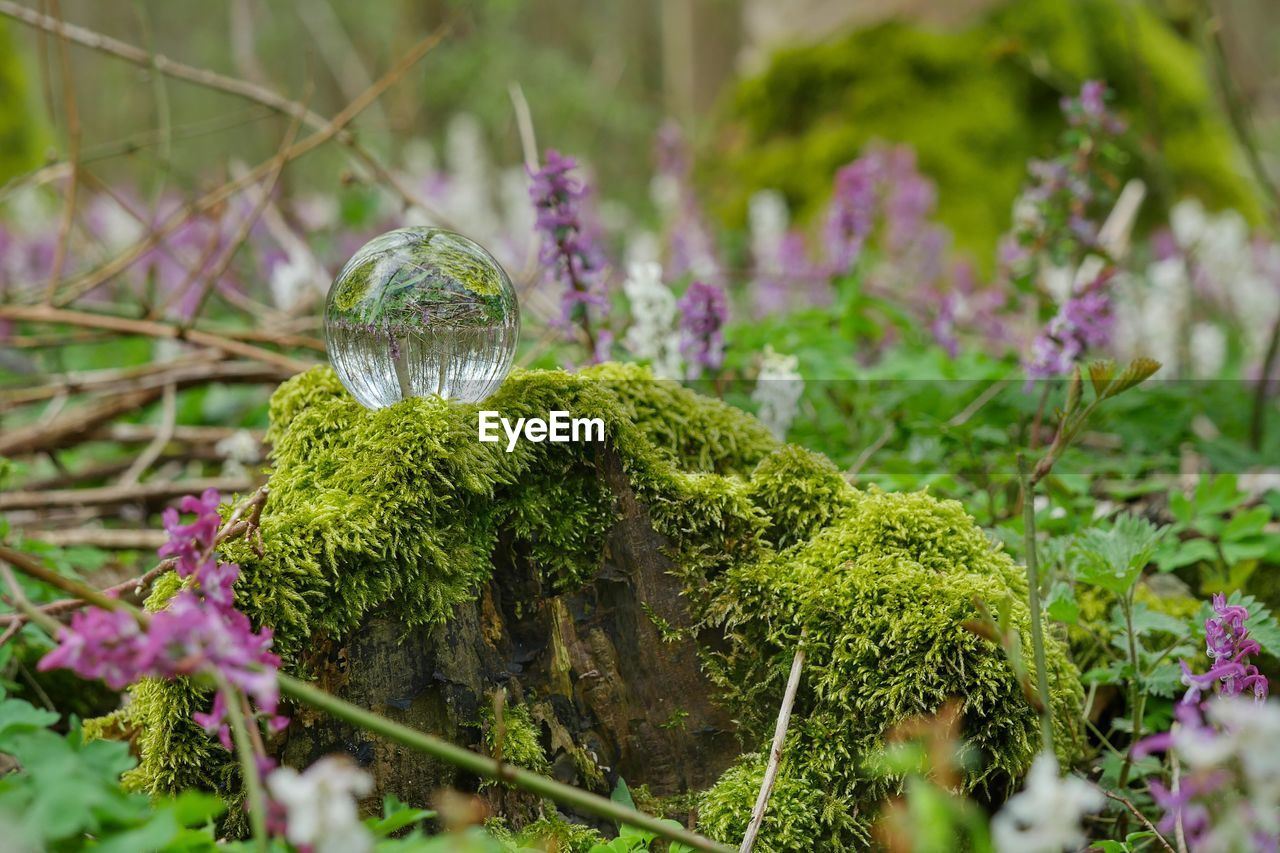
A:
[[3, 0, 1278, 255]]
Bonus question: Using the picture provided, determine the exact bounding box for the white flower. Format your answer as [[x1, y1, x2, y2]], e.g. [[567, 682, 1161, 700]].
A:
[[751, 346, 803, 439], [991, 753, 1103, 853], [215, 430, 262, 478], [269, 248, 325, 310], [748, 190, 789, 275], [622, 262, 682, 379], [1190, 323, 1227, 378], [267, 756, 374, 853]]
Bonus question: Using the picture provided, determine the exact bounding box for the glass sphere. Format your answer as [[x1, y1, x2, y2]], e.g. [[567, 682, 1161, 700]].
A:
[[324, 227, 519, 409]]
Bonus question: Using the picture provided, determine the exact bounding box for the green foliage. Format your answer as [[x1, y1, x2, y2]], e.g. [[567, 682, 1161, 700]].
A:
[[0, 692, 226, 852], [480, 699, 551, 782], [706, 0, 1259, 256], [698, 751, 868, 851], [111, 363, 1082, 850], [698, 485, 1084, 848], [0, 22, 41, 184], [1073, 514, 1168, 595]]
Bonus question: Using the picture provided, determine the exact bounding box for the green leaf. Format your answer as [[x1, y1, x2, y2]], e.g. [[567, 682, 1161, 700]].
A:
[[1045, 581, 1079, 625], [0, 696, 59, 744], [1073, 514, 1167, 594], [1088, 360, 1116, 398], [1105, 357, 1161, 397], [1154, 537, 1218, 572]]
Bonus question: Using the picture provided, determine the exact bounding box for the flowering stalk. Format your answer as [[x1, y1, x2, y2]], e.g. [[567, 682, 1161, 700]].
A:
[[677, 280, 728, 380], [529, 149, 608, 360]]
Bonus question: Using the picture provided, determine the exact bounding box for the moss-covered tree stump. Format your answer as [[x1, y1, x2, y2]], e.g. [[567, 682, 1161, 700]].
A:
[[113, 364, 1085, 849]]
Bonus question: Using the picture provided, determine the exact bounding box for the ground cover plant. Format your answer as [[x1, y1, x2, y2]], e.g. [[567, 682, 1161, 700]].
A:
[[3, 1, 1280, 851]]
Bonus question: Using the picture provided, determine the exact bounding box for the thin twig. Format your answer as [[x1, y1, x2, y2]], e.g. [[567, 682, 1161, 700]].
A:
[[0, 304, 312, 372], [177, 87, 310, 322], [1102, 790, 1176, 853], [740, 631, 807, 853], [0, 0, 453, 227], [0, 477, 256, 512], [42, 0, 81, 305], [117, 382, 177, 485]]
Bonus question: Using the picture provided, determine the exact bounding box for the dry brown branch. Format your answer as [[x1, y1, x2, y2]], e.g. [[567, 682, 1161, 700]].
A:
[[42, 0, 81, 305], [12, 528, 169, 550], [0, 477, 257, 512], [1101, 790, 1176, 853], [178, 89, 309, 321], [93, 423, 266, 445], [0, 0, 452, 225], [0, 304, 313, 372], [0, 350, 223, 405], [0, 386, 165, 457], [0, 486, 269, 635]]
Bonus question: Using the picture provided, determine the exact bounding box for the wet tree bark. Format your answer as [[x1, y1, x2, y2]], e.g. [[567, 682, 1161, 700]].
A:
[[276, 446, 740, 831]]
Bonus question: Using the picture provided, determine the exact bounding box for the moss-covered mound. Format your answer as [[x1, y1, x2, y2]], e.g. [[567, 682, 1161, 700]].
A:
[[706, 0, 1258, 256], [117, 363, 1081, 849]]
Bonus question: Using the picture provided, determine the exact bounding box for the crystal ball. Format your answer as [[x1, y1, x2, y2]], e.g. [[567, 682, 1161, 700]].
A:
[[324, 227, 519, 409]]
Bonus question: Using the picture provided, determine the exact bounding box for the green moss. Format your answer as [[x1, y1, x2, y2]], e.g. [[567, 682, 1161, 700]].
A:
[[488, 813, 604, 852], [112, 364, 1082, 849], [699, 751, 869, 851], [480, 700, 550, 784], [706, 0, 1259, 258]]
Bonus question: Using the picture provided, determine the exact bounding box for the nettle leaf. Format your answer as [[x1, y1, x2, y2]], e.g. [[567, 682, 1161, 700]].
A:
[[1073, 514, 1167, 594]]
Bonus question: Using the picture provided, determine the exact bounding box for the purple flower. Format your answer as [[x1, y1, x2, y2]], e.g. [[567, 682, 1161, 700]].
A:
[[39, 489, 285, 748], [1186, 594, 1270, 702], [677, 280, 727, 379], [528, 150, 610, 357], [1061, 79, 1126, 134], [825, 157, 879, 275], [1024, 275, 1115, 379]]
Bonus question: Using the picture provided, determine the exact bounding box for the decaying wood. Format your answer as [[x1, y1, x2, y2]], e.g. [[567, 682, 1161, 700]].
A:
[[278, 447, 740, 832]]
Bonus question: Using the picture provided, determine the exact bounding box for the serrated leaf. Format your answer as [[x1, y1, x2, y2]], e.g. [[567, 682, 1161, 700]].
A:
[[1088, 360, 1116, 398], [1105, 357, 1161, 397]]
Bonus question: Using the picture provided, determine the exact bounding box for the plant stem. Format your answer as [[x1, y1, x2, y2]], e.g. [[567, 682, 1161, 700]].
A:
[[217, 675, 268, 851], [278, 673, 732, 853], [1250, 309, 1280, 450], [1116, 595, 1144, 793], [740, 630, 806, 853], [1017, 453, 1055, 755]]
